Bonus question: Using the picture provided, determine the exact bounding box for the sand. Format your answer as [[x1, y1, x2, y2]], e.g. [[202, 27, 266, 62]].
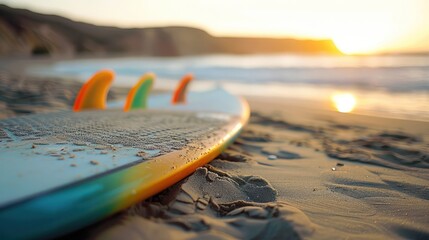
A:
[[0, 67, 428, 239]]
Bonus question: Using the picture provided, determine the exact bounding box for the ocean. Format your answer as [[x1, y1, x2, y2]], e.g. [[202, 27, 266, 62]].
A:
[[31, 54, 429, 121]]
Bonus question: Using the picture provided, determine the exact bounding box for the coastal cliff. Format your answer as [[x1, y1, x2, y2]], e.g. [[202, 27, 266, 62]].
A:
[[0, 4, 341, 57]]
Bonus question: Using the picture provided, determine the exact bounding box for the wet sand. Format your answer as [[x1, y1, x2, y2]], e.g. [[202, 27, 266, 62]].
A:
[[0, 69, 428, 239]]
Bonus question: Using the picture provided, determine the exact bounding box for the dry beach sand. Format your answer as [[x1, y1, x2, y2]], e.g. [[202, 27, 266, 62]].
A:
[[0, 67, 428, 239]]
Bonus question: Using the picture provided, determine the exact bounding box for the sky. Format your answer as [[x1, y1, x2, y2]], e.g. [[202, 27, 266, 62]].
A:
[[2, 0, 429, 54]]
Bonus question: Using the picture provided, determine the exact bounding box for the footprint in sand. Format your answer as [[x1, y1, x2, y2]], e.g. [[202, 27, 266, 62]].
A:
[[88, 166, 315, 240]]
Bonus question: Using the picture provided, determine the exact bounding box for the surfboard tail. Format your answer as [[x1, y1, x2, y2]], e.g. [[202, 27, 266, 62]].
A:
[[172, 74, 193, 104], [124, 73, 155, 111], [73, 70, 114, 112]]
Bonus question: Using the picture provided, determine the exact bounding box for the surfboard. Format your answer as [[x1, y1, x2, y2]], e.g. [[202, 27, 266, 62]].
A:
[[0, 70, 250, 239]]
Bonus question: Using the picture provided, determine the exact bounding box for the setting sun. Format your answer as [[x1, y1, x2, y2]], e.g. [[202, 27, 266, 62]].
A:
[[332, 28, 391, 55], [328, 4, 412, 55], [332, 93, 357, 113]]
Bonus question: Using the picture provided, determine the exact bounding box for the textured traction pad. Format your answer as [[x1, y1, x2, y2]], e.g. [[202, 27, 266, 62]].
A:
[[0, 109, 230, 157]]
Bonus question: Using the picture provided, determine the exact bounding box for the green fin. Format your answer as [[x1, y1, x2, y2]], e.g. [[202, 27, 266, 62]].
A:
[[124, 73, 155, 111]]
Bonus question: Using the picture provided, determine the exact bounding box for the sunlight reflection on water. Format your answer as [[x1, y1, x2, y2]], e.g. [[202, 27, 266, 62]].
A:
[[331, 93, 357, 113]]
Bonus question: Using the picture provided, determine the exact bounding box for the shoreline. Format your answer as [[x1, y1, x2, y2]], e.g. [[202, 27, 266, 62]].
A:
[[7, 55, 429, 123]]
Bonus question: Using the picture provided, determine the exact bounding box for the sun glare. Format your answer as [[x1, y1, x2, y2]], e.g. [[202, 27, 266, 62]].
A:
[[333, 35, 384, 55], [329, 10, 398, 55], [332, 93, 357, 113]]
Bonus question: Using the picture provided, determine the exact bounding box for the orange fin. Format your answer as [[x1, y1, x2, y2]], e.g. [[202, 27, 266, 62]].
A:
[[124, 73, 155, 111], [73, 70, 114, 112], [171, 74, 193, 104]]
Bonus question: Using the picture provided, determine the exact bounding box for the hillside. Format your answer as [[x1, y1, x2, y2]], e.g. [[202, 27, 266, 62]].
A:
[[0, 4, 341, 57]]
